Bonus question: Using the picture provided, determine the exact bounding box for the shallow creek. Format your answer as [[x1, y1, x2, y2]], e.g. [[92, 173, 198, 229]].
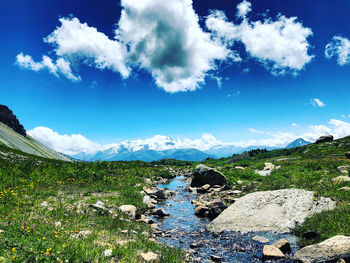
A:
[[152, 176, 300, 263]]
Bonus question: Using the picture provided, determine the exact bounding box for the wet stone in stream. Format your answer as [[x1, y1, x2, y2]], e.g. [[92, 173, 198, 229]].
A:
[[151, 176, 299, 263]]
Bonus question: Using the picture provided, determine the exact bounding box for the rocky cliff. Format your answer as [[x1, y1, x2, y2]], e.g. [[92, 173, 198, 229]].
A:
[[0, 105, 26, 137]]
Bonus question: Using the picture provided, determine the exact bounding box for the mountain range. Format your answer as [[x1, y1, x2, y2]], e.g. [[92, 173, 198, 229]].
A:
[[71, 140, 305, 162], [0, 105, 314, 162]]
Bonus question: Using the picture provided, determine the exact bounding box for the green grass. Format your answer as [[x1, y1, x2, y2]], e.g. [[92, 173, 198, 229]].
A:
[[0, 149, 183, 262], [204, 136, 350, 246]]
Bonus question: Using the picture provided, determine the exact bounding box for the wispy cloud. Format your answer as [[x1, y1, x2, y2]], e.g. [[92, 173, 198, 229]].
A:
[[16, 53, 80, 82], [310, 98, 326, 107], [325, 35, 350, 65], [248, 128, 264, 134]]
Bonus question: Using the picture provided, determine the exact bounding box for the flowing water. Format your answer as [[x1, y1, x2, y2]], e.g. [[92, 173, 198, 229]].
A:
[[152, 176, 300, 263]]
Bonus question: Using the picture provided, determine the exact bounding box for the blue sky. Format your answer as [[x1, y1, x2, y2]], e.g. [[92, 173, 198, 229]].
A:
[[1, 0, 350, 154]]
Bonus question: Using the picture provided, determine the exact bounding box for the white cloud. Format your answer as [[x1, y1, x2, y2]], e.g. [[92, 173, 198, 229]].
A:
[[44, 17, 130, 78], [248, 128, 264, 134], [115, 0, 231, 92], [29, 118, 350, 156], [206, 4, 314, 75], [310, 98, 326, 107], [237, 0, 252, 19], [16, 0, 313, 92], [325, 36, 350, 65], [28, 127, 100, 155], [16, 53, 81, 81], [292, 123, 298, 127], [17, 0, 231, 93]]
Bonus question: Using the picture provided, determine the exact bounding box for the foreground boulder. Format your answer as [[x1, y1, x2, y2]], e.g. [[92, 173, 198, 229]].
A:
[[315, 135, 334, 144], [207, 189, 335, 233], [119, 205, 137, 219], [190, 164, 227, 187], [294, 235, 350, 262], [262, 245, 285, 260]]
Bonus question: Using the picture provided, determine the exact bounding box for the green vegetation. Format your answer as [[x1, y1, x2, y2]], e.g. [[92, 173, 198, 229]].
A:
[[1, 135, 350, 262], [0, 147, 183, 262], [204, 136, 350, 246]]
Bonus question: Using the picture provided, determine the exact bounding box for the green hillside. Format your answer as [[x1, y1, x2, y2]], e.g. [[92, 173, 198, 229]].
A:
[[0, 122, 71, 162]]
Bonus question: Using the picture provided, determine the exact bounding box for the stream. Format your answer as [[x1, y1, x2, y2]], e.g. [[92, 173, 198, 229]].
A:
[[151, 176, 300, 263]]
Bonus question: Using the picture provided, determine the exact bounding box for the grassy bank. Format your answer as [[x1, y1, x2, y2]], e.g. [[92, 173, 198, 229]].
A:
[[204, 136, 350, 246], [0, 147, 184, 262]]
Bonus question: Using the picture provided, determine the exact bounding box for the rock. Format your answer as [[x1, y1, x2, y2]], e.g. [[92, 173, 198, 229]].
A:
[[302, 231, 320, 240], [190, 242, 203, 249], [72, 230, 92, 239], [140, 251, 158, 262], [119, 205, 137, 219], [207, 189, 335, 233], [201, 184, 211, 192], [96, 200, 105, 207], [40, 201, 49, 207], [0, 105, 26, 137], [210, 255, 222, 262], [164, 190, 176, 198], [332, 176, 350, 184], [235, 166, 246, 170], [337, 166, 349, 175], [338, 186, 350, 191], [273, 238, 291, 254], [255, 162, 281, 177], [190, 165, 227, 187], [345, 152, 350, 159], [252, 235, 270, 244], [262, 245, 285, 260], [144, 178, 152, 184], [207, 199, 227, 220], [103, 249, 113, 257], [151, 208, 169, 218], [315, 135, 334, 144], [143, 195, 156, 209], [294, 235, 350, 263], [90, 203, 110, 214], [194, 206, 209, 217]]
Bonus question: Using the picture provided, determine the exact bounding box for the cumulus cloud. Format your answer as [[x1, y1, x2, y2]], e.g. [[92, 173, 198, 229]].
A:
[[206, 3, 314, 75], [28, 127, 101, 155], [237, 0, 252, 19], [292, 123, 298, 127], [16, 0, 314, 92], [29, 118, 350, 155], [310, 98, 326, 107], [16, 53, 80, 81], [115, 0, 231, 92], [325, 36, 350, 65], [44, 17, 130, 78], [17, 0, 231, 93]]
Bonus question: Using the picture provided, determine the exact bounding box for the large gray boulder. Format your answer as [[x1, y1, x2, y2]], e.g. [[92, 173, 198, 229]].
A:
[[315, 135, 334, 144], [207, 189, 335, 233], [190, 164, 227, 187], [294, 235, 350, 262]]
